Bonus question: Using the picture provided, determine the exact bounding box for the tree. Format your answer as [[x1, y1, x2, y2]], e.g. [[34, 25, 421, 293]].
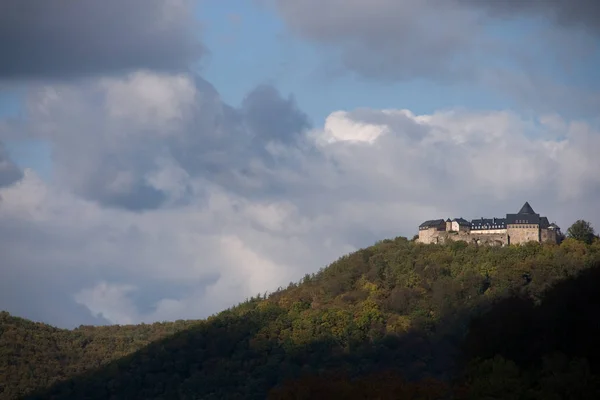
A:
[[567, 220, 596, 245]]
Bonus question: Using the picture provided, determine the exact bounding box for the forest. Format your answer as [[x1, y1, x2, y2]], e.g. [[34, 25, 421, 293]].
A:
[[1, 221, 600, 399]]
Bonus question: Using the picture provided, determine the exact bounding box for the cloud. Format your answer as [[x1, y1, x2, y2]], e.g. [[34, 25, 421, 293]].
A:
[[0, 0, 203, 80], [0, 142, 23, 187], [1, 71, 599, 328], [242, 85, 311, 144], [0, 169, 349, 327], [311, 108, 600, 213], [457, 0, 600, 33], [269, 0, 599, 82], [8, 71, 310, 211], [480, 69, 600, 120], [268, 0, 483, 82], [267, 0, 600, 118]]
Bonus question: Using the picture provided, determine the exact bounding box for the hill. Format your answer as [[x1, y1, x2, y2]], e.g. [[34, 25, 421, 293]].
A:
[[2, 237, 600, 399]]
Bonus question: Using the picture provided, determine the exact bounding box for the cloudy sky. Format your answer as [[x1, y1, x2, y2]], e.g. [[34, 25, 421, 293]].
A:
[[1, 0, 599, 328]]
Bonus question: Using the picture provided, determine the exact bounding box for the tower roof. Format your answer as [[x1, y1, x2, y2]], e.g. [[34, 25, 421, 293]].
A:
[[518, 201, 535, 215]]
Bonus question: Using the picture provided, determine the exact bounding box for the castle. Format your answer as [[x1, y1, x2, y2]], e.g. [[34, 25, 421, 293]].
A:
[[417, 202, 562, 246]]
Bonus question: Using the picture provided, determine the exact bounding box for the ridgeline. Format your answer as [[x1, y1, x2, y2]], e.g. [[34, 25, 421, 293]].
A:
[[2, 235, 600, 399]]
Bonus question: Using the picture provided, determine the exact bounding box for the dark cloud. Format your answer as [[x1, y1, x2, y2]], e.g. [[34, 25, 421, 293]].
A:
[[269, 0, 599, 86], [0, 142, 23, 187], [0, 0, 203, 80], [270, 0, 480, 82], [457, 0, 600, 33], [242, 85, 311, 143], [12, 73, 312, 211], [90, 180, 168, 212]]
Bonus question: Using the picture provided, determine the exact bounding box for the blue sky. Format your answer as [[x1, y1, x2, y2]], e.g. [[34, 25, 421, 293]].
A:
[[1, 0, 599, 328]]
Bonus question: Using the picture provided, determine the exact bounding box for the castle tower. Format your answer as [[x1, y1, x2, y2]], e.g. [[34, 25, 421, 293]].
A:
[[506, 201, 541, 244]]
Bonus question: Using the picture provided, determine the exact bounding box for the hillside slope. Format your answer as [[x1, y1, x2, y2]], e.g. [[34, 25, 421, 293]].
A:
[[2, 237, 600, 399], [0, 313, 199, 399]]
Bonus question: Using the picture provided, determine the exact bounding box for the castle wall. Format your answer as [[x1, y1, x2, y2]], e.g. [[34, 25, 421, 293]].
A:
[[418, 228, 441, 244], [420, 231, 509, 246], [507, 225, 540, 245], [468, 232, 508, 246], [541, 228, 558, 244]]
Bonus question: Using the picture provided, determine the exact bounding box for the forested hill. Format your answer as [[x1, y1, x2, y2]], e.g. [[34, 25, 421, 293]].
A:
[[2, 236, 600, 399]]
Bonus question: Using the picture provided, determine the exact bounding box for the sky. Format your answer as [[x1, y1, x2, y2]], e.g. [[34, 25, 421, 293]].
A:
[[0, 0, 599, 329]]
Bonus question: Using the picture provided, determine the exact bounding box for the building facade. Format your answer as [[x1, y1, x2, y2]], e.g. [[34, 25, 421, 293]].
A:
[[417, 202, 561, 246]]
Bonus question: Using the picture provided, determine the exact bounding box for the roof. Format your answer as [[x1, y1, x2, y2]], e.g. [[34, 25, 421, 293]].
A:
[[540, 217, 549, 228], [518, 201, 536, 215], [471, 217, 506, 230], [506, 213, 540, 224], [507, 201, 541, 224], [419, 219, 445, 229], [452, 217, 471, 226]]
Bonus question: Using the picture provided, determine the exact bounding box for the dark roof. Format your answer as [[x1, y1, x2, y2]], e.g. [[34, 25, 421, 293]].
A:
[[507, 202, 541, 224], [452, 217, 471, 226], [506, 213, 540, 224], [540, 217, 549, 228], [518, 202, 536, 215], [471, 217, 506, 230], [446, 218, 452, 222], [419, 219, 445, 229]]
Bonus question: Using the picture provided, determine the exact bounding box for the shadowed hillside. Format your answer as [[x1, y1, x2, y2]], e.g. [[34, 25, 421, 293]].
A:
[[2, 237, 600, 399]]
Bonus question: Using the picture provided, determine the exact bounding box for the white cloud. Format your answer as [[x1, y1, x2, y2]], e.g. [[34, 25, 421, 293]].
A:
[[74, 282, 139, 325], [319, 110, 389, 144], [1, 71, 599, 328], [100, 71, 197, 131]]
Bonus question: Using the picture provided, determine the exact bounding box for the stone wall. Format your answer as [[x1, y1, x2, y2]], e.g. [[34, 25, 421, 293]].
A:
[[507, 225, 540, 244], [419, 231, 509, 246], [541, 228, 558, 244], [468, 232, 508, 246], [418, 228, 441, 244]]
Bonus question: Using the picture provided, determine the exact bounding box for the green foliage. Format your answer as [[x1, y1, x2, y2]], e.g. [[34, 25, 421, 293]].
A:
[[2, 236, 600, 399], [567, 219, 597, 244]]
